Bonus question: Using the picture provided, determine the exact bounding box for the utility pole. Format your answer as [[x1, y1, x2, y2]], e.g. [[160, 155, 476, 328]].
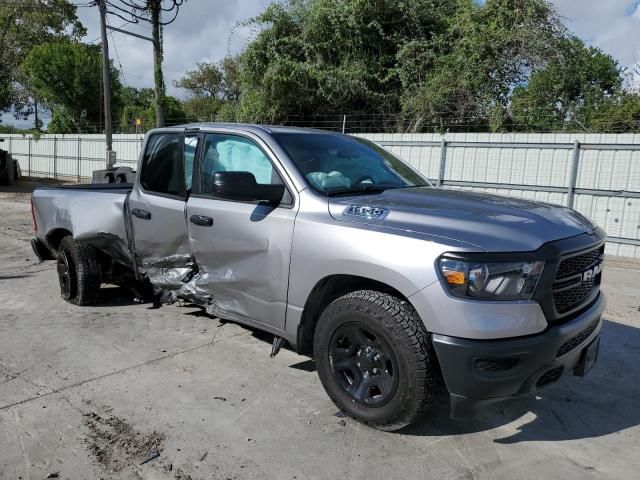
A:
[[150, 0, 165, 127], [101, 1, 182, 130], [98, 0, 115, 168]]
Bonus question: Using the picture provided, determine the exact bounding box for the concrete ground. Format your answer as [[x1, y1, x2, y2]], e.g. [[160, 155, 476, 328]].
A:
[[1, 178, 640, 480]]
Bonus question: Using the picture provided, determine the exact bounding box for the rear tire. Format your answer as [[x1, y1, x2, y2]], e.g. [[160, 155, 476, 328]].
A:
[[56, 236, 101, 305], [313, 290, 436, 431]]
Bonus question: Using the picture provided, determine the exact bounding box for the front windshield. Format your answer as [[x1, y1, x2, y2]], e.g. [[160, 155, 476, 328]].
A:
[[272, 132, 430, 195]]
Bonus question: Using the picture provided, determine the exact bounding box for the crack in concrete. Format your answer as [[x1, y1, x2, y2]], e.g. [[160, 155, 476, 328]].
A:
[[0, 347, 67, 386]]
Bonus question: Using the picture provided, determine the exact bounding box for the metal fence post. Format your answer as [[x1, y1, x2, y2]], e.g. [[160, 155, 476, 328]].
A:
[[342, 115, 347, 134], [28, 137, 32, 176], [438, 138, 448, 186], [53, 136, 58, 180], [77, 137, 82, 182], [567, 139, 581, 208]]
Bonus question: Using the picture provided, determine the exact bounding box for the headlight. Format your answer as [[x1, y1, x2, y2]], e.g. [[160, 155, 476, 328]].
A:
[[438, 256, 545, 301]]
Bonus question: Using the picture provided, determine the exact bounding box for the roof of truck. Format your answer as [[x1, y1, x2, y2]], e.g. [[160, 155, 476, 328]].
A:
[[176, 122, 341, 136]]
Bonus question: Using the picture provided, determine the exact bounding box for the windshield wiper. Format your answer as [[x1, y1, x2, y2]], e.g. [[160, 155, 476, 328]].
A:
[[326, 185, 395, 197]]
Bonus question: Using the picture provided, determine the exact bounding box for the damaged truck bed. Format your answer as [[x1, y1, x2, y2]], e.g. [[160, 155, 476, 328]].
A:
[[31, 123, 606, 431], [31, 183, 133, 265]]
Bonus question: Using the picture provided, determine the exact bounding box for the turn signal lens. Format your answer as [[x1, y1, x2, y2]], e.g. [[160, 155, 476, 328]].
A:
[[444, 271, 466, 285]]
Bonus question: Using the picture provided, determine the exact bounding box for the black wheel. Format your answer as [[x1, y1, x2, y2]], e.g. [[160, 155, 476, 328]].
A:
[[56, 236, 101, 305], [314, 290, 436, 431]]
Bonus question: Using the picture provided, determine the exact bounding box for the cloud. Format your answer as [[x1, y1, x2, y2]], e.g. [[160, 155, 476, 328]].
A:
[[77, 0, 267, 97], [550, 0, 640, 69]]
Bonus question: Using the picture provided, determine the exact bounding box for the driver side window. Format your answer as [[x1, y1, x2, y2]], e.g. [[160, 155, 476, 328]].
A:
[[199, 134, 282, 194]]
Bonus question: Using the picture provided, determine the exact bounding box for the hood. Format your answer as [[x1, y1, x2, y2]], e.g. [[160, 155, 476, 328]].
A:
[[328, 187, 597, 252]]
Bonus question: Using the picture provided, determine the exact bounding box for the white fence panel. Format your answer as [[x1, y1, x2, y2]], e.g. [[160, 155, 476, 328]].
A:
[[2, 133, 144, 179], [360, 132, 640, 259]]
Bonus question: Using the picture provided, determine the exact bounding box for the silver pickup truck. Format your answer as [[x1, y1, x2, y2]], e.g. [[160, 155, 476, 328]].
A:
[[31, 124, 606, 430]]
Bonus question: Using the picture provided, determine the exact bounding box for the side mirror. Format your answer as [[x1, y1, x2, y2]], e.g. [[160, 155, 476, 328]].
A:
[[211, 171, 285, 204]]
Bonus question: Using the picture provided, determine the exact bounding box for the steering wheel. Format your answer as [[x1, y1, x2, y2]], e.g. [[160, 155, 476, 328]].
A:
[[353, 175, 374, 185]]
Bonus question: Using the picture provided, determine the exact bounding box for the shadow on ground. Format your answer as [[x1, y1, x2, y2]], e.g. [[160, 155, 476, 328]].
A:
[[401, 319, 640, 443], [72, 284, 640, 444]]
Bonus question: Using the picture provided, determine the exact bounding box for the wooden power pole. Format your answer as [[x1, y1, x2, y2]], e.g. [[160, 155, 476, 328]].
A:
[[100, 0, 182, 131], [98, 0, 114, 168], [150, 0, 165, 128]]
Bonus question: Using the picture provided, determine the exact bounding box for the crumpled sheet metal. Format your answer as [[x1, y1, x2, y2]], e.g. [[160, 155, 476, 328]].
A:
[[139, 254, 216, 307], [142, 255, 249, 322], [77, 231, 133, 266], [139, 253, 194, 288]]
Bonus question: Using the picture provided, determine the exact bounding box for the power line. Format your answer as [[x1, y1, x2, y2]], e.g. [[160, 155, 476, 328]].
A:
[[106, 17, 127, 85]]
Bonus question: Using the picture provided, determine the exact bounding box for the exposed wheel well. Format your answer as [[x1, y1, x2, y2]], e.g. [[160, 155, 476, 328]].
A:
[[296, 274, 412, 355], [46, 228, 73, 253]]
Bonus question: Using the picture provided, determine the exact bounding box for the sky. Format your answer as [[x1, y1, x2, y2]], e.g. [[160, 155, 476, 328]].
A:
[[4, 0, 640, 128]]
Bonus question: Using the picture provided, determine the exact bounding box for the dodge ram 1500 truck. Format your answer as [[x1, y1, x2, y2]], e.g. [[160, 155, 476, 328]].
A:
[[31, 124, 606, 430]]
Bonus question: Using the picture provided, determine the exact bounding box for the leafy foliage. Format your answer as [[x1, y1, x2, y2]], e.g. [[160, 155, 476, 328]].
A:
[[229, 0, 640, 132], [510, 37, 624, 131], [119, 86, 186, 131], [174, 56, 241, 122], [21, 41, 122, 133], [0, 0, 85, 121], [233, 0, 458, 125]]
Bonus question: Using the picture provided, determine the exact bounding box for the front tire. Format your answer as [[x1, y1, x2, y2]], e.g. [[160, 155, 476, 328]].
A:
[[56, 236, 101, 305], [313, 290, 436, 431]]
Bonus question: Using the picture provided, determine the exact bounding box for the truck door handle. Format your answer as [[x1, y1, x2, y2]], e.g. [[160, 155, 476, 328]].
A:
[[190, 215, 213, 227], [131, 208, 151, 220]]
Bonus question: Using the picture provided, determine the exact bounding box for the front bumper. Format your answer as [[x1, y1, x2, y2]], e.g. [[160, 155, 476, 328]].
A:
[[432, 293, 605, 419]]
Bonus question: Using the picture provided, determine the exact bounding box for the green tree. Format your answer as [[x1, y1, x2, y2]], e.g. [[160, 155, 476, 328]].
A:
[[509, 37, 623, 132], [0, 0, 85, 123], [21, 41, 122, 133], [174, 56, 241, 121], [222, 0, 639, 132], [119, 86, 187, 131], [400, 0, 567, 131], [235, 0, 458, 125]]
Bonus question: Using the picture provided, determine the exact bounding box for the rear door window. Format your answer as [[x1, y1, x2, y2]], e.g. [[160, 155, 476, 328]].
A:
[[139, 132, 186, 197]]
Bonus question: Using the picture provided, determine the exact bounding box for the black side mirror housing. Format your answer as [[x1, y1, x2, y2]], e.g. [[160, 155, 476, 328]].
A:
[[211, 171, 285, 204]]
